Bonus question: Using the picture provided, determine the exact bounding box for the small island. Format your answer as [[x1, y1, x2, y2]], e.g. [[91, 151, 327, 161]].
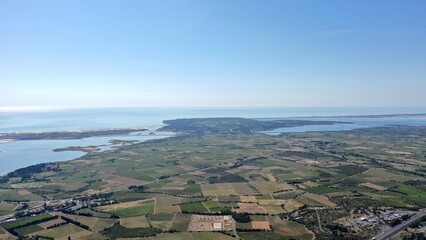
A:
[[52, 145, 101, 153], [109, 139, 140, 146]]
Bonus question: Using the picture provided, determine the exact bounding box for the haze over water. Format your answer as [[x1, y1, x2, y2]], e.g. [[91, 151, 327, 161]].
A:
[[2, 107, 426, 132]]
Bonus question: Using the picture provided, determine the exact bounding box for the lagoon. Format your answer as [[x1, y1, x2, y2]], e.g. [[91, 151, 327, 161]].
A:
[[260, 116, 426, 134], [0, 131, 172, 176]]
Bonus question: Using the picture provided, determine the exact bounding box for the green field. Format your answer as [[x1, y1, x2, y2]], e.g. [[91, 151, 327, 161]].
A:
[[180, 202, 209, 213], [392, 185, 426, 198], [77, 208, 112, 218], [203, 201, 228, 213], [121, 216, 150, 228], [0, 189, 26, 201], [256, 195, 273, 200], [305, 186, 343, 194], [33, 224, 86, 238], [279, 173, 301, 181], [0, 203, 16, 216], [14, 224, 43, 235], [115, 167, 157, 181], [148, 213, 175, 221], [3, 213, 53, 229]]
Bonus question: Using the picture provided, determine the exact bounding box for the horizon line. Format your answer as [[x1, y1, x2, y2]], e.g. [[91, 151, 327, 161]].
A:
[[1, 105, 426, 113]]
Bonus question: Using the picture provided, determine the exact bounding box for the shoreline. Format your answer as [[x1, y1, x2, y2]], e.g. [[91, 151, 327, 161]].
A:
[[288, 113, 426, 119], [2, 114, 426, 177], [0, 130, 175, 177], [52, 145, 102, 153], [0, 128, 148, 141]]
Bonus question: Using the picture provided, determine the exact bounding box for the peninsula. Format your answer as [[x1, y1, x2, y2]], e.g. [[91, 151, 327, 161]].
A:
[[0, 128, 148, 141]]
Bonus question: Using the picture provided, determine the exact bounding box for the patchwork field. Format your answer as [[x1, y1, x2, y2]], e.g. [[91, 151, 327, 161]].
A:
[[120, 216, 149, 228], [0, 189, 27, 201], [250, 180, 294, 194], [0, 203, 16, 216], [201, 183, 239, 196], [268, 216, 315, 240], [296, 193, 337, 208], [180, 201, 209, 213], [155, 194, 181, 213], [1, 119, 426, 239], [233, 202, 268, 214], [29, 223, 91, 239], [96, 199, 155, 217]]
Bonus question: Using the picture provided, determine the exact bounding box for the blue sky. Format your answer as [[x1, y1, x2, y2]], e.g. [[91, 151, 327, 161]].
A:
[[1, 0, 426, 109]]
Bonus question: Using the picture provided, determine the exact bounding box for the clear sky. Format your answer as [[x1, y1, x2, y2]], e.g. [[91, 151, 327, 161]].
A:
[[1, 0, 426, 109]]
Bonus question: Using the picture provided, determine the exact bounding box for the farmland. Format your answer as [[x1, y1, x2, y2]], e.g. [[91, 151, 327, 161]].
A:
[[1, 118, 426, 239]]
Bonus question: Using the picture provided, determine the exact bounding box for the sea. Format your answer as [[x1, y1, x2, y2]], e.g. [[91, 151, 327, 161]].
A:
[[1, 107, 426, 176]]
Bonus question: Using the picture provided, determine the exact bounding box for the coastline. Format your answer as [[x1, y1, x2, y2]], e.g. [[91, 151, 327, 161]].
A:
[[0, 130, 175, 177], [293, 113, 426, 119], [2, 113, 426, 177], [0, 128, 148, 141]]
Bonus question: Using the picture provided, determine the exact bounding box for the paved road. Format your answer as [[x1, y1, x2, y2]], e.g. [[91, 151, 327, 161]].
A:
[[373, 210, 426, 240]]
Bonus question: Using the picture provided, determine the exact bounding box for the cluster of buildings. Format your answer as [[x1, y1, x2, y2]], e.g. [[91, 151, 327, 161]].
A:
[[379, 210, 414, 222], [0, 195, 117, 224], [344, 210, 415, 229]]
